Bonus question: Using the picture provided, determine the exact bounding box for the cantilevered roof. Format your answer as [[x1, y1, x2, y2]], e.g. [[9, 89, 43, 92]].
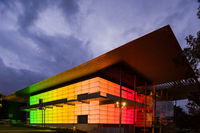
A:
[[16, 25, 195, 96]]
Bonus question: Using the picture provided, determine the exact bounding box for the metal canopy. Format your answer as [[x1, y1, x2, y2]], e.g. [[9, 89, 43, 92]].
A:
[[21, 98, 68, 110], [15, 25, 195, 97], [21, 92, 146, 110], [156, 79, 199, 100]]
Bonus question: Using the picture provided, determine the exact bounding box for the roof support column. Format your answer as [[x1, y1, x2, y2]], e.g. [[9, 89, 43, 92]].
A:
[[152, 85, 156, 133], [119, 67, 123, 133], [144, 82, 147, 133], [133, 75, 136, 133], [43, 108, 46, 127]]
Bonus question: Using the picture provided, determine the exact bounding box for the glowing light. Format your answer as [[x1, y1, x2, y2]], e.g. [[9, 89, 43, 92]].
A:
[[29, 77, 153, 126], [122, 102, 126, 107]]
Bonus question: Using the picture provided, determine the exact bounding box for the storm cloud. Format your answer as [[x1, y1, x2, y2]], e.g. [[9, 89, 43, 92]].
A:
[[0, 0, 199, 95]]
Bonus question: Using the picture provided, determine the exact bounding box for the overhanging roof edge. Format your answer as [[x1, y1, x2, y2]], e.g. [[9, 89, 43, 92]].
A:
[[15, 25, 195, 96]]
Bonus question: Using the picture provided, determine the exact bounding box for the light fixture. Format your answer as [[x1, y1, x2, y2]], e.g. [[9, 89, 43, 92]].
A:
[[122, 102, 126, 107]]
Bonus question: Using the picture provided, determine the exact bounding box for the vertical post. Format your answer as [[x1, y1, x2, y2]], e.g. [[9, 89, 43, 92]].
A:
[[152, 85, 156, 133], [133, 75, 136, 133], [159, 90, 164, 133], [119, 68, 122, 133], [73, 102, 76, 133], [174, 100, 177, 122], [159, 111, 162, 133], [44, 108, 45, 127], [41, 108, 43, 127], [143, 82, 147, 133], [39, 99, 43, 127], [73, 90, 76, 133]]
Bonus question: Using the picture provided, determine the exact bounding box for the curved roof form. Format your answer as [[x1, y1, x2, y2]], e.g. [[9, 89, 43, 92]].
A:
[[15, 25, 195, 96]]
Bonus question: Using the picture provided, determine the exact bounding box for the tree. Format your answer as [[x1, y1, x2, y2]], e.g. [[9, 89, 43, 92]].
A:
[[0, 92, 2, 108], [174, 106, 189, 130], [198, 0, 200, 19], [183, 0, 200, 131], [183, 0, 200, 77], [184, 32, 200, 77]]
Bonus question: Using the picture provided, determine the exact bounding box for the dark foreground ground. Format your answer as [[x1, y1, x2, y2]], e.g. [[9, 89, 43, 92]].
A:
[[0, 124, 87, 133], [0, 125, 56, 133]]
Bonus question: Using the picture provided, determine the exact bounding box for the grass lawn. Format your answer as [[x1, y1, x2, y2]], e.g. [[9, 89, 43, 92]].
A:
[[0, 124, 56, 132]]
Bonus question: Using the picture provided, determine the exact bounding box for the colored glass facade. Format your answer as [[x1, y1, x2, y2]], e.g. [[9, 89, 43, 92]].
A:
[[30, 77, 153, 126]]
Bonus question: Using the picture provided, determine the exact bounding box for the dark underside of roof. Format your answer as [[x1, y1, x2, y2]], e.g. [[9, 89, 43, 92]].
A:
[[9, 25, 198, 101]]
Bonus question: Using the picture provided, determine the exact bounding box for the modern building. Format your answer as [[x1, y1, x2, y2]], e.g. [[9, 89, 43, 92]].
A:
[[6, 25, 198, 133]]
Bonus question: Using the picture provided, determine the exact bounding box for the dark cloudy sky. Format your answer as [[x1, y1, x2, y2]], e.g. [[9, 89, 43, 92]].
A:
[[0, 0, 199, 95]]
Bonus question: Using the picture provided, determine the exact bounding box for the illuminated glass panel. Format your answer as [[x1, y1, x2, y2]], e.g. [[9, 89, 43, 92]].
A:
[[29, 77, 153, 126]]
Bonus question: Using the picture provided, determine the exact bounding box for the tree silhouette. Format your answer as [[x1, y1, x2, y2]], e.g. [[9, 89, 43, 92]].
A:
[[174, 106, 189, 130], [183, 0, 200, 131]]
